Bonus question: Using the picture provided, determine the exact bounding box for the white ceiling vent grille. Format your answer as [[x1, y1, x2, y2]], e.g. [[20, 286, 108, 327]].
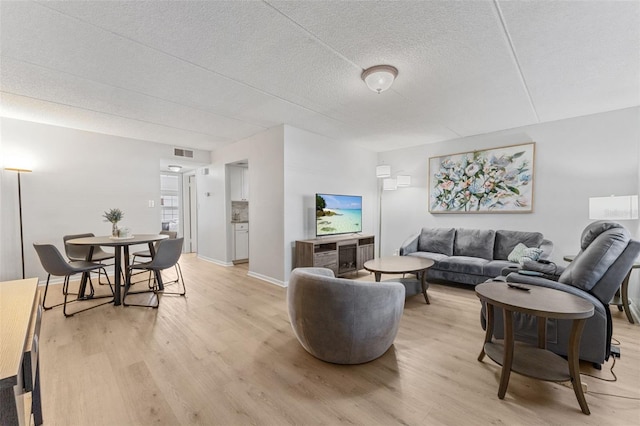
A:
[[174, 147, 194, 158]]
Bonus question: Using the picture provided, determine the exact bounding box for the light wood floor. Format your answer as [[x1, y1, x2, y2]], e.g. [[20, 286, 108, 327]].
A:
[[39, 254, 640, 425]]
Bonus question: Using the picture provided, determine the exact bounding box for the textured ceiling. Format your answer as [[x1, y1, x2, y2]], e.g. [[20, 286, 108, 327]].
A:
[[1, 1, 638, 152]]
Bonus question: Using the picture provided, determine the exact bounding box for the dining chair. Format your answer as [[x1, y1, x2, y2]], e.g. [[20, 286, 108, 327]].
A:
[[123, 237, 185, 308], [63, 233, 115, 285], [130, 230, 178, 287], [33, 243, 115, 317]]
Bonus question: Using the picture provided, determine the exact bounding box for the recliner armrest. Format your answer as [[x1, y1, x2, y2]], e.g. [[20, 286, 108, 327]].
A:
[[506, 272, 604, 315], [520, 259, 565, 280]]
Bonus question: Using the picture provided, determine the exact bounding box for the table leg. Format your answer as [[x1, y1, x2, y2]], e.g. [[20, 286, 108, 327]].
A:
[[568, 318, 590, 415], [537, 316, 547, 349], [621, 271, 634, 324], [78, 246, 95, 299], [113, 245, 122, 306], [420, 270, 430, 304], [498, 308, 514, 399], [478, 302, 494, 362], [374, 272, 381, 282]]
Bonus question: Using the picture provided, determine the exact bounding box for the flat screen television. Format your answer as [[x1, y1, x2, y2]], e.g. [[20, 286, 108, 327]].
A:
[[316, 193, 362, 237]]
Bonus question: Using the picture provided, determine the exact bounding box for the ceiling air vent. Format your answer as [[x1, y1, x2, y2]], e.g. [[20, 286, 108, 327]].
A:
[[174, 147, 194, 158]]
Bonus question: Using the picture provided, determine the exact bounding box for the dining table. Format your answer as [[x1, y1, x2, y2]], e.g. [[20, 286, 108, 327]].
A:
[[66, 234, 169, 306]]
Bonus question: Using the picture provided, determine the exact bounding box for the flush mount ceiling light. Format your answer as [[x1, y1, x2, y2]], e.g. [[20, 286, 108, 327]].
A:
[[361, 65, 398, 94], [168, 165, 182, 172]]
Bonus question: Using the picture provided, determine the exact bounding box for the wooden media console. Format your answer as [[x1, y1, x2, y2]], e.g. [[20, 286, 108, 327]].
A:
[[295, 234, 375, 277]]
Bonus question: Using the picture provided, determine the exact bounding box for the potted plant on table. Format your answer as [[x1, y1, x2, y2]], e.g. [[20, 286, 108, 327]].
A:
[[103, 208, 124, 237]]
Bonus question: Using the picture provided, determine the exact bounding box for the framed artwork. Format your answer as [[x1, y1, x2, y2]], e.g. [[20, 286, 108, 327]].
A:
[[429, 142, 535, 214]]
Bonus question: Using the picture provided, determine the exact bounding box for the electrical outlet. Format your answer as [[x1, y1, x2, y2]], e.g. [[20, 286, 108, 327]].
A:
[[148, 200, 155, 208]]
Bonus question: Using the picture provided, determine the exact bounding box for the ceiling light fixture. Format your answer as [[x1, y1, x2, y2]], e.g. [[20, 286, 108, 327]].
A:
[[361, 65, 398, 94], [168, 165, 182, 172]]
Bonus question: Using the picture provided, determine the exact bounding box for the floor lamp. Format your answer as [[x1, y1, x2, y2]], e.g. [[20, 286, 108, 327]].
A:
[[5, 167, 32, 279], [376, 165, 410, 257]]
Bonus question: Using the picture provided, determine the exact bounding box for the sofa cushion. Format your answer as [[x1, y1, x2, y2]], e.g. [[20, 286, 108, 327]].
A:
[[454, 229, 495, 260], [494, 230, 544, 260], [418, 228, 455, 256], [408, 251, 449, 267], [436, 256, 488, 276], [483, 260, 518, 278]]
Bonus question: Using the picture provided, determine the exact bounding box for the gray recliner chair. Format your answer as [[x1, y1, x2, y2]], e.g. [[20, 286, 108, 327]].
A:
[[288, 267, 405, 364], [482, 221, 640, 366]]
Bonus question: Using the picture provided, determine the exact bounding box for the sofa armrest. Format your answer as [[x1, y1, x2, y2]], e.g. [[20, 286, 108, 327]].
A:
[[538, 239, 554, 260], [506, 272, 604, 315], [399, 232, 420, 256]]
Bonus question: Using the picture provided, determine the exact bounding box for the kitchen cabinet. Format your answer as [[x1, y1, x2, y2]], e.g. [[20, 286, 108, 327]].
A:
[[234, 223, 249, 263], [229, 166, 249, 201]]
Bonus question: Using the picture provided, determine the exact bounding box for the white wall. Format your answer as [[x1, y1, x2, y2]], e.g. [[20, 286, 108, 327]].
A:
[[0, 117, 210, 281], [197, 125, 378, 286], [197, 126, 285, 284], [283, 125, 378, 282], [631, 107, 640, 320], [378, 107, 640, 266]]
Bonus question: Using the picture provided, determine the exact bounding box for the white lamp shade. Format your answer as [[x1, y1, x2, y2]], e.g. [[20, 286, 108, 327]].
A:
[[383, 178, 397, 191], [362, 65, 398, 94], [396, 175, 411, 187], [376, 165, 391, 178], [589, 195, 639, 220]]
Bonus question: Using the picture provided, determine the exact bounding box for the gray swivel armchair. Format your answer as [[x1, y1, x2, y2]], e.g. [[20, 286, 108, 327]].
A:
[[288, 267, 405, 364], [482, 221, 640, 366]]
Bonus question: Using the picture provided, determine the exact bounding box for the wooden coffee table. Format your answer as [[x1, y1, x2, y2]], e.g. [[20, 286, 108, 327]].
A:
[[364, 256, 435, 304], [476, 281, 594, 415]]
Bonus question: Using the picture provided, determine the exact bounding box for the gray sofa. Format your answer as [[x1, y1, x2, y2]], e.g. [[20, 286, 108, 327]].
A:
[[399, 228, 553, 285]]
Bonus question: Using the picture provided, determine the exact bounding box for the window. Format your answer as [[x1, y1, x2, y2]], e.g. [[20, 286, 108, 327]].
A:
[[160, 174, 180, 232]]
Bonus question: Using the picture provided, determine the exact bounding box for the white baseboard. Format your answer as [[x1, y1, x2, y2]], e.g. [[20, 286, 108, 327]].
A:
[[197, 255, 233, 267], [247, 271, 286, 288]]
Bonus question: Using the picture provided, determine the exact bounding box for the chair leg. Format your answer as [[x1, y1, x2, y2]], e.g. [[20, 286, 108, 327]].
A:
[[42, 274, 58, 310], [123, 267, 159, 309], [159, 263, 186, 296], [63, 268, 115, 317]]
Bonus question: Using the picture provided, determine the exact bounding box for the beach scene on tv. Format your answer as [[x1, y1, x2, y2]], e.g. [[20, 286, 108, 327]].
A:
[[316, 194, 362, 236]]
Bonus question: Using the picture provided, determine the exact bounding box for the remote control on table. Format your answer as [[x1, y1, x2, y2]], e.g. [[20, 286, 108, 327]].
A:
[[507, 283, 530, 291]]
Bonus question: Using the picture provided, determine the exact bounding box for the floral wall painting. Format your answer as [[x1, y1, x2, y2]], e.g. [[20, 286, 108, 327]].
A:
[[429, 142, 535, 213]]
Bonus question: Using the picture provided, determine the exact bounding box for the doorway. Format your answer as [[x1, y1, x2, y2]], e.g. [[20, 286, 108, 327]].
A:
[[160, 171, 197, 253]]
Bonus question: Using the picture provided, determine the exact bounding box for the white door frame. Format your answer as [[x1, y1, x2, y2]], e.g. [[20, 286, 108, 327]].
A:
[[182, 172, 198, 253]]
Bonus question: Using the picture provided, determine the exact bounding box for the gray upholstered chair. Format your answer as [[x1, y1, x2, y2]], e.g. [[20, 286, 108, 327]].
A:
[[482, 221, 640, 366], [34, 243, 114, 317], [130, 230, 179, 286], [63, 232, 115, 285], [131, 230, 177, 263], [124, 237, 185, 308], [287, 267, 405, 364]]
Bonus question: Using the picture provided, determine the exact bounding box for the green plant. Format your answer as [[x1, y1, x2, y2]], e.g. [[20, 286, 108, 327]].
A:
[[103, 208, 124, 223]]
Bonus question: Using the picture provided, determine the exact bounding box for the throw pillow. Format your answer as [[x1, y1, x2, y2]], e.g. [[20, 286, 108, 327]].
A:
[[508, 243, 543, 265]]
